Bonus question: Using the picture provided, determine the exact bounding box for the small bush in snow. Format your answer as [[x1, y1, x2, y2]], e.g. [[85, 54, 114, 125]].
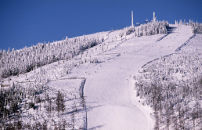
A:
[[126, 27, 135, 35]]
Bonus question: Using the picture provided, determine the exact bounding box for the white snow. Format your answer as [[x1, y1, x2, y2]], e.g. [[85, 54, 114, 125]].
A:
[[67, 24, 193, 129], [1, 24, 194, 129]]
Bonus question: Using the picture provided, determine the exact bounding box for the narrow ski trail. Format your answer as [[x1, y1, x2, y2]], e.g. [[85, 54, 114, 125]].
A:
[[71, 25, 193, 130]]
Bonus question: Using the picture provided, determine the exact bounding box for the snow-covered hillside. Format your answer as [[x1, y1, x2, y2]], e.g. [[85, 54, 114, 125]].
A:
[[0, 21, 167, 79], [68, 24, 194, 130], [1, 21, 201, 130]]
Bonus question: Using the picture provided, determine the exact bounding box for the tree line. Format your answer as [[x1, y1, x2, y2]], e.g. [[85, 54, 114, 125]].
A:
[[135, 52, 202, 130]]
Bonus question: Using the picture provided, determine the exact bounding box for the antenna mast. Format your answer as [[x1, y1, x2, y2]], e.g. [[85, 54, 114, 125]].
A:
[[131, 10, 134, 27], [153, 11, 156, 22]]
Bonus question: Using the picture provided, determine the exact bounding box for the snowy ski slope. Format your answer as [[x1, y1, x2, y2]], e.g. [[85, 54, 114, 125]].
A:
[[69, 24, 193, 130], [1, 24, 194, 129]]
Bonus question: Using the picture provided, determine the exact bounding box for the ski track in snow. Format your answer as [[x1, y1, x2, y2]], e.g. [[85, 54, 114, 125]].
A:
[[69, 25, 193, 130]]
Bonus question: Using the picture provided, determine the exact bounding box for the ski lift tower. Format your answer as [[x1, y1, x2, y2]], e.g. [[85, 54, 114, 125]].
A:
[[131, 10, 134, 27]]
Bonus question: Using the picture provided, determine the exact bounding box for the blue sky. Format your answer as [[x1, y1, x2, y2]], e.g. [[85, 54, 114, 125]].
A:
[[0, 0, 202, 50]]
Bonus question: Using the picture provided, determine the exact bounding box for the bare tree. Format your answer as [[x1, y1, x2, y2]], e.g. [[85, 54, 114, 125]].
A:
[[56, 91, 65, 115]]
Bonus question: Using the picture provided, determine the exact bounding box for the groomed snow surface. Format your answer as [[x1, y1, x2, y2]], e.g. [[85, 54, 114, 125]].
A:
[[68, 25, 193, 130], [1, 24, 194, 130]]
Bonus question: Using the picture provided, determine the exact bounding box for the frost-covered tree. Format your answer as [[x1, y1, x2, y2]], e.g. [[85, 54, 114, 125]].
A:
[[56, 91, 65, 115], [0, 35, 104, 79], [135, 51, 202, 130]]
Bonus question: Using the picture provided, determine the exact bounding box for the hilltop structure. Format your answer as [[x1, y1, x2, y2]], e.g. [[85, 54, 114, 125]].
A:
[[153, 11, 157, 22], [131, 10, 134, 27]]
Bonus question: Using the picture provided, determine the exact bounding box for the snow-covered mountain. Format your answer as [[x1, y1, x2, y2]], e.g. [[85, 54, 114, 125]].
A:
[[0, 21, 201, 130]]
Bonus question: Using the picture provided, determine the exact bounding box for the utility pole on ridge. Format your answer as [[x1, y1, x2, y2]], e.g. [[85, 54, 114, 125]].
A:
[[131, 10, 134, 27]]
